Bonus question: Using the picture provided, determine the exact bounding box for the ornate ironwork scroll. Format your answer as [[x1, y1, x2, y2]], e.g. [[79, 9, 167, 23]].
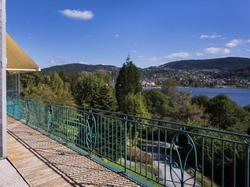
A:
[[85, 111, 97, 152], [169, 131, 198, 187]]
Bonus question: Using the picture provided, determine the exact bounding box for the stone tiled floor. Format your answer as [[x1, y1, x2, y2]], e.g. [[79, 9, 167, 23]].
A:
[[7, 117, 140, 187]]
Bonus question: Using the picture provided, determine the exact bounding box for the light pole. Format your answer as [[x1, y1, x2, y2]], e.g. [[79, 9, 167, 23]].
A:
[[0, 0, 7, 159]]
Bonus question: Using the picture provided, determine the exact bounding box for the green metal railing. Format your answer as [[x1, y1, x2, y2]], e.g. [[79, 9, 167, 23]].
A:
[[7, 97, 250, 187]]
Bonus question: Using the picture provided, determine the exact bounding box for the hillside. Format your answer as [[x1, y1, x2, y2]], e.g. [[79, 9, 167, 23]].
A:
[[159, 57, 250, 71], [43, 57, 250, 74], [42, 63, 119, 74], [230, 66, 250, 79]]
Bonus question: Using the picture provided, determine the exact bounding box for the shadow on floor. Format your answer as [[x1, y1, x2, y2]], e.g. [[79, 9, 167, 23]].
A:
[[8, 119, 138, 187]]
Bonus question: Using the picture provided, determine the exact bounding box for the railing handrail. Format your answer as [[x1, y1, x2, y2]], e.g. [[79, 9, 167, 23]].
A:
[[13, 96, 250, 140]]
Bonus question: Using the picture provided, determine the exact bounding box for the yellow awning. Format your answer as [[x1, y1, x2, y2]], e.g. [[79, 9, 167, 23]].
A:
[[6, 34, 39, 72]]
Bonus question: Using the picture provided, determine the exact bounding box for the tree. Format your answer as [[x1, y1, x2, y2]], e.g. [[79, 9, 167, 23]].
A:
[[21, 71, 45, 89], [123, 93, 150, 118], [176, 102, 207, 124], [191, 95, 210, 108], [21, 72, 75, 105], [243, 104, 250, 113], [144, 89, 177, 118], [58, 71, 69, 82], [115, 57, 142, 112], [123, 93, 150, 146], [70, 72, 117, 111], [94, 84, 117, 110], [161, 79, 177, 98], [46, 73, 64, 96], [207, 95, 247, 129], [243, 105, 250, 135]]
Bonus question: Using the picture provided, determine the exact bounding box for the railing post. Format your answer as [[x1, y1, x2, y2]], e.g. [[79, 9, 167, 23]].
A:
[[246, 144, 249, 187], [89, 109, 93, 154], [25, 100, 30, 124], [47, 104, 52, 131], [124, 115, 128, 173], [66, 107, 69, 142], [221, 140, 225, 187], [17, 96, 20, 120]]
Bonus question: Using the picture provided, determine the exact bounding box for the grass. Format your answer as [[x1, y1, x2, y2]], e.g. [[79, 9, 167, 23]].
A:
[[193, 171, 220, 187]]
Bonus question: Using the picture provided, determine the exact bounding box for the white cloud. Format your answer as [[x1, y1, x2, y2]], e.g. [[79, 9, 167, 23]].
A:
[[138, 55, 161, 62], [225, 39, 250, 48], [59, 9, 94, 20], [203, 47, 230, 55], [164, 51, 190, 59], [200, 34, 222, 39], [225, 39, 243, 48]]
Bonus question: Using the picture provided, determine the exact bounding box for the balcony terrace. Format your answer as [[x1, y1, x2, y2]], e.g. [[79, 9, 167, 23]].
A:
[[4, 97, 250, 187]]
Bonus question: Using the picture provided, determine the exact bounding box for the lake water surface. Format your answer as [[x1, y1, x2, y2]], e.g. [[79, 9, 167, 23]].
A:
[[179, 87, 250, 107]]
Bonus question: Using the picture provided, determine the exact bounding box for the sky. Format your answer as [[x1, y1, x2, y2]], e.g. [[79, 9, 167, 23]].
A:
[[7, 0, 250, 68]]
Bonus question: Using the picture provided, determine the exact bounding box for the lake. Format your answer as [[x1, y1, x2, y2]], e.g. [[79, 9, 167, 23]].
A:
[[179, 87, 250, 107]]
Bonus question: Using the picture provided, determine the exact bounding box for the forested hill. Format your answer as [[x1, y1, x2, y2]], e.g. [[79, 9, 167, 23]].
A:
[[230, 66, 250, 78], [42, 63, 119, 74], [159, 57, 250, 71], [42, 57, 250, 74]]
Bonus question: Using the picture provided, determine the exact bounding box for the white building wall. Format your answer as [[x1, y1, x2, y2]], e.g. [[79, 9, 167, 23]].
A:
[[0, 0, 7, 159]]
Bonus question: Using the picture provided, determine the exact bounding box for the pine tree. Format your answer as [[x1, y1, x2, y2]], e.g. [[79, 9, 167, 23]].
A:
[[115, 57, 142, 112]]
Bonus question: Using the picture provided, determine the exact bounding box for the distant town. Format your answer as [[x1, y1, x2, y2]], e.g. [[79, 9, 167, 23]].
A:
[[141, 68, 250, 88]]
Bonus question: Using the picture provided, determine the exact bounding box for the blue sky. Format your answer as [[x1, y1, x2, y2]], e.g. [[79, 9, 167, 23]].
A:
[[7, 0, 250, 68]]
